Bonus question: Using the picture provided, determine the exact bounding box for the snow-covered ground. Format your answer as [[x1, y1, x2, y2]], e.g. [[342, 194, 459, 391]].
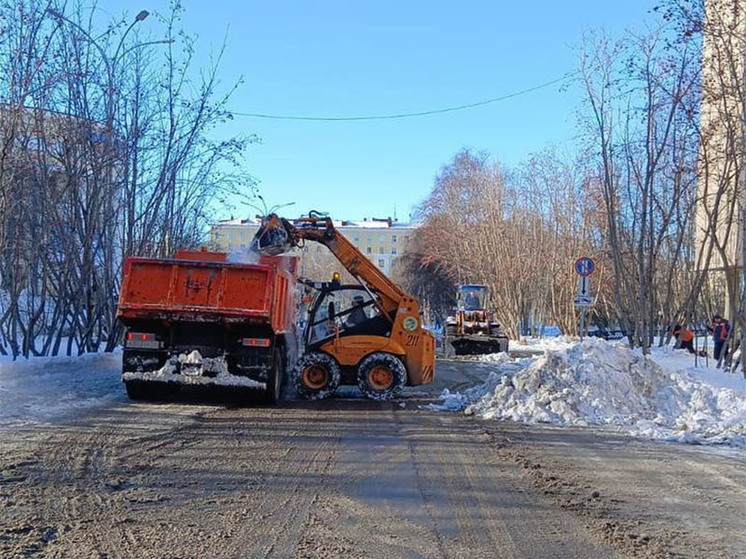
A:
[[509, 335, 577, 355], [432, 337, 746, 448], [0, 352, 124, 427], [5, 336, 745, 449]]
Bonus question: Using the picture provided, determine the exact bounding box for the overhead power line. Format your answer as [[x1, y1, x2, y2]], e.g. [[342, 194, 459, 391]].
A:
[[229, 74, 571, 122]]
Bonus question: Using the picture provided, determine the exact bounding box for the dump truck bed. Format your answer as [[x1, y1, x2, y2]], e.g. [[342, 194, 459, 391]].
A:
[[117, 251, 299, 403], [117, 252, 297, 334]]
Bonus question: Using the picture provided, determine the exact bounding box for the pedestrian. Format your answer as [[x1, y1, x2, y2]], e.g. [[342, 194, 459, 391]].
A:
[[712, 314, 730, 362], [672, 324, 696, 354]]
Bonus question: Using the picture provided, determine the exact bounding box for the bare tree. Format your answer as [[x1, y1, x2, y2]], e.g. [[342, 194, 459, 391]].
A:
[[577, 25, 700, 352], [0, 0, 253, 357], [405, 149, 603, 339]]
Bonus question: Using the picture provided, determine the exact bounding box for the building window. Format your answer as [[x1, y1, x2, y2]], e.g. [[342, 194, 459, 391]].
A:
[[367, 236, 372, 242], [379, 247, 384, 254], [378, 259, 385, 267], [240, 244, 246, 249], [379, 235, 386, 243], [354, 236, 360, 243], [241, 230, 247, 240], [391, 235, 397, 243], [366, 247, 372, 254], [391, 248, 397, 255]]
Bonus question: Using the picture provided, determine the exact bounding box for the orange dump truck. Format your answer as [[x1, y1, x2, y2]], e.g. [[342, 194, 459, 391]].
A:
[[116, 249, 298, 403]]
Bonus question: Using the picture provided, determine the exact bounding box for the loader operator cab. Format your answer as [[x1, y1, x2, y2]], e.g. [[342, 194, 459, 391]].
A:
[[305, 286, 390, 347], [459, 285, 488, 311]]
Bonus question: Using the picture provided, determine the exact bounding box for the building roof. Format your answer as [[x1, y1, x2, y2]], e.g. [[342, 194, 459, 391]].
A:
[[212, 216, 416, 229]]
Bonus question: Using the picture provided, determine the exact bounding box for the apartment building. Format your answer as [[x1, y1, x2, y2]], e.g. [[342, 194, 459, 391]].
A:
[[210, 216, 416, 278], [696, 0, 746, 315]]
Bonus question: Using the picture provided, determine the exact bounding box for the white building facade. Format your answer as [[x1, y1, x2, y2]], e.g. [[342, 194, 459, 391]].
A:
[[210, 217, 416, 278]]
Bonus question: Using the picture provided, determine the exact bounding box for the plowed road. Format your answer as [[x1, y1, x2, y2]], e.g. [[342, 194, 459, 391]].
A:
[[1, 360, 744, 558]]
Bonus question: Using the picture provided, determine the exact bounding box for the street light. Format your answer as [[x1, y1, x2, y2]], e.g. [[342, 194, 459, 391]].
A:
[[46, 8, 150, 85], [46, 7, 165, 242], [45, 7, 170, 129], [46, 6, 154, 154], [113, 10, 151, 63]]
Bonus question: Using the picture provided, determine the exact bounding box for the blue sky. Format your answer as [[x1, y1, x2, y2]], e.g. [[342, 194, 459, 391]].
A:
[[96, 0, 656, 221]]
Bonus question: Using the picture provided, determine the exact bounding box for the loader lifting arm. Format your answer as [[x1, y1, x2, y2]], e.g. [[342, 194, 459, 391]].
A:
[[252, 214, 405, 316]]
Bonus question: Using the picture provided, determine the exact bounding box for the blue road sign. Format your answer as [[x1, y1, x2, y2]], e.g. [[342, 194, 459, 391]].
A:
[[575, 256, 595, 277]]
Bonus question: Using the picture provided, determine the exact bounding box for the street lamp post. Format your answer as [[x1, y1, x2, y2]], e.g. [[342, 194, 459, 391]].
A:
[[46, 8, 151, 135], [46, 8, 172, 256]]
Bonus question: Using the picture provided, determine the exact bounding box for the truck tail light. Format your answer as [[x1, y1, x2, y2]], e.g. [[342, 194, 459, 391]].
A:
[[127, 332, 155, 341], [241, 338, 271, 347], [125, 332, 160, 349]]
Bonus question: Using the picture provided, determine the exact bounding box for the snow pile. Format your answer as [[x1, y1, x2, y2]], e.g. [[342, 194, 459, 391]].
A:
[[430, 358, 527, 411], [435, 337, 746, 446], [453, 352, 514, 363], [509, 335, 578, 355]]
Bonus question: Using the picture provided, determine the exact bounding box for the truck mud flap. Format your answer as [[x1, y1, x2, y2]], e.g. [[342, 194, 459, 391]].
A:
[[124, 379, 176, 400], [124, 378, 272, 404]]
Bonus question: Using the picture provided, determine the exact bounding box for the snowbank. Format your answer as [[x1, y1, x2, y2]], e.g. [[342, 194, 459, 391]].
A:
[[450, 352, 515, 363], [432, 337, 746, 447], [509, 335, 578, 355]]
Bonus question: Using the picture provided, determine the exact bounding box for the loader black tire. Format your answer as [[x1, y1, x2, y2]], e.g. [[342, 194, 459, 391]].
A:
[[264, 347, 284, 405], [356, 352, 407, 401], [293, 352, 340, 400]]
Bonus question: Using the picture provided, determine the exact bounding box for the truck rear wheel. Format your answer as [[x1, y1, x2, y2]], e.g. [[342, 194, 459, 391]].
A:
[[265, 347, 284, 404], [293, 352, 340, 400], [356, 352, 407, 401]]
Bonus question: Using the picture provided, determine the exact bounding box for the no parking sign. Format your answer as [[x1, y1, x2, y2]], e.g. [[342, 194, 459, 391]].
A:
[[574, 256, 595, 277], [574, 257, 595, 308]]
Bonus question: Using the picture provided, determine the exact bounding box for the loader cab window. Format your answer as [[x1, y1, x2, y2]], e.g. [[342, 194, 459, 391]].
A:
[[306, 288, 384, 345], [307, 295, 333, 344], [459, 286, 487, 311]]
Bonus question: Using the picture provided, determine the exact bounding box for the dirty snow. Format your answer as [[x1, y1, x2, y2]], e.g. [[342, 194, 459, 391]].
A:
[[0, 352, 123, 426], [122, 350, 266, 389], [431, 337, 746, 447], [0, 348, 267, 427]]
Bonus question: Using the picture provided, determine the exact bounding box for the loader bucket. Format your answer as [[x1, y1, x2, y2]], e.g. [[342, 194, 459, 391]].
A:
[[450, 335, 509, 356], [250, 214, 294, 256]]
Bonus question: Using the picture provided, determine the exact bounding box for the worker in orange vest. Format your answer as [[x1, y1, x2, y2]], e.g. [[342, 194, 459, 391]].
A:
[[712, 315, 730, 361], [672, 324, 695, 354]]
